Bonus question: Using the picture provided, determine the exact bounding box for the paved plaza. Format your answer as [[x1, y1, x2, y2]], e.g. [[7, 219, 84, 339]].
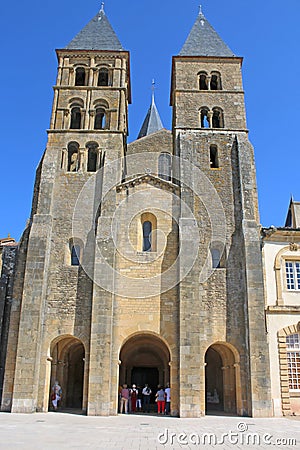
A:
[[0, 412, 299, 449]]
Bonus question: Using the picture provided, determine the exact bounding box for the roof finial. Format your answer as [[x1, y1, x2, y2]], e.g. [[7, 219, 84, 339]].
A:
[[199, 5, 203, 15], [151, 78, 156, 103], [100, 2, 105, 13]]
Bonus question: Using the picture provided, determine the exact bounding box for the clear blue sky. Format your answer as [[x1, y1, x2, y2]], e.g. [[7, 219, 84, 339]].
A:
[[1, 0, 300, 240]]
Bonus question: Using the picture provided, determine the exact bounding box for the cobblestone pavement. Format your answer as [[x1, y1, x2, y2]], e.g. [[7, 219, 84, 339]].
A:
[[0, 412, 299, 449]]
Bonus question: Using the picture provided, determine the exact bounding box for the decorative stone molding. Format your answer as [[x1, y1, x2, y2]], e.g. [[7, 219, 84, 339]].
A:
[[289, 243, 298, 251]]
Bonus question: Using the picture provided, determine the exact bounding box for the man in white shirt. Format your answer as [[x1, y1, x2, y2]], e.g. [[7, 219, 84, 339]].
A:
[[165, 383, 171, 415]]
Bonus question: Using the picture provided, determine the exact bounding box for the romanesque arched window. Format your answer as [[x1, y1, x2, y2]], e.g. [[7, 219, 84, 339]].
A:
[[67, 142, 79, 172], [86, 142, 99, 172], [158, 152, 172, 181], [98, 68, 109, 86], [141, 213, 157, 252], [210, 72, 222, 90], [199, 71, 208, 90], [210, 145, 219, 168], [70, 106, 82, 129], [200, 107, 210, 128], [75, 67, 86, 86], [94, 107, 106, 129], [212, 107, 224, 128]]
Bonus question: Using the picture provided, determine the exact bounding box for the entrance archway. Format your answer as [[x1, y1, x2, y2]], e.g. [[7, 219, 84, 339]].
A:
[[49, 336, 85, 411], [205, 343, 238, 415], [119, 334, 170, 410]]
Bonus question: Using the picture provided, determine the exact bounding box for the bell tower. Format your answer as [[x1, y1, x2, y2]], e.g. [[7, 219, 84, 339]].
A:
[[171, 10, 272, 417], [4, 6, 131, 414]]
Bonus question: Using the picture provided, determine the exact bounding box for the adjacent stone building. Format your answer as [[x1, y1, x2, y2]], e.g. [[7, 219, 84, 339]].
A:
[[0, 7, 275, 417], [263, 199, 300, 416]]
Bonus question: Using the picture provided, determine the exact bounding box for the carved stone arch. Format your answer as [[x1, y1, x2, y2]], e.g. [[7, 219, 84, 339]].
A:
[[74, 66, 88, 86], [212, 107, 224, 128], [204, 341, 242, 415], [210, 71, 222, 90], [198, 71, 209, 90], [199, 106, 210, 128], [69, 97, 85, 108], [97, 65, 113, 86], [47, 334, 87, 412]]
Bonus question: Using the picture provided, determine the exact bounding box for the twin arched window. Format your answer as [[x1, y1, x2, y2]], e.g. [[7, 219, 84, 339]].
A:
[[199, 71, 222, 90], [74, 66, 112, 87], [200, 107, 224, 129]]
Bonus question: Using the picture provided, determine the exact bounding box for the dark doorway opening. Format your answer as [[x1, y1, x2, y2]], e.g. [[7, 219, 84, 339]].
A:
[[49, 337, 85, 413], [131, 367, 159, 405], [205, 347, 224, 413]]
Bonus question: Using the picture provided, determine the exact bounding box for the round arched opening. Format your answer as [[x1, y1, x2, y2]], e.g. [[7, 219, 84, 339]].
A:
[[205, 343, 237, 415], [119, 334, 170, 412], [49, 336, 85, 412]]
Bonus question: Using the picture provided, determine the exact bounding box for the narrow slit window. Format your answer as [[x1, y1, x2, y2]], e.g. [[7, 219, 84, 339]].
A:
[[143, 221, 152, 252], [71, 245, 80, 266], [210, 145, 219, 168]]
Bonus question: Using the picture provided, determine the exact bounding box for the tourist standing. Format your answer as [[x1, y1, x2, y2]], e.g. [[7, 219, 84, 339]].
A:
[[120, 384, 130, 414], [142, 384, 151, 413]]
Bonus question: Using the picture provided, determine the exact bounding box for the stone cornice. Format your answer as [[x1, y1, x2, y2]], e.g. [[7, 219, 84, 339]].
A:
[[266, 305, 300, 314], [116, 174, 180, 194]]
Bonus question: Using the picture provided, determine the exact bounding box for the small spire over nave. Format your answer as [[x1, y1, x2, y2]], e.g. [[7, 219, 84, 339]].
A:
[[137, 80, 164, 139]]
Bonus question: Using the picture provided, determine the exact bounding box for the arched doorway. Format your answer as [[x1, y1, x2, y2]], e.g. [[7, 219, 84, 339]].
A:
[[119, 334, 170, 411], [49, 336, 85, 411], [205, 343, 238, 415]]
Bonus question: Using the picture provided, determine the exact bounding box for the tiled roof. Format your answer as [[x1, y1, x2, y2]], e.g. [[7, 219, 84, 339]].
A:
[[137, 95, 164, 139], [179, 12, 235, 57], [65, 9, 123, 51]]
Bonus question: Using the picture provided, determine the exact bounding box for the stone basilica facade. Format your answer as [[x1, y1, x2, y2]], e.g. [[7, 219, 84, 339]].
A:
[[0, 7, 299, 418]]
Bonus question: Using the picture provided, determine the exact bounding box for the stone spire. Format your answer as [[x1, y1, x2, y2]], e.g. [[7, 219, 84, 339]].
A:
[[179, 9, 235, 57], [137, 82, 164, 139], [65, 6, 123, 51]]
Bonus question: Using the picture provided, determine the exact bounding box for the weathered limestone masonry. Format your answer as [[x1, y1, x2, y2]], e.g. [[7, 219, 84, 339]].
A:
[[0, 239, 18, 406], [171, 15, 272, 415], [1, 8, 273, 417]]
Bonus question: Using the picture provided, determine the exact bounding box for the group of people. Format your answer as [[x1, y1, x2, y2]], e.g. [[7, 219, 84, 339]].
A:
[[119, 383, 171, 415]]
